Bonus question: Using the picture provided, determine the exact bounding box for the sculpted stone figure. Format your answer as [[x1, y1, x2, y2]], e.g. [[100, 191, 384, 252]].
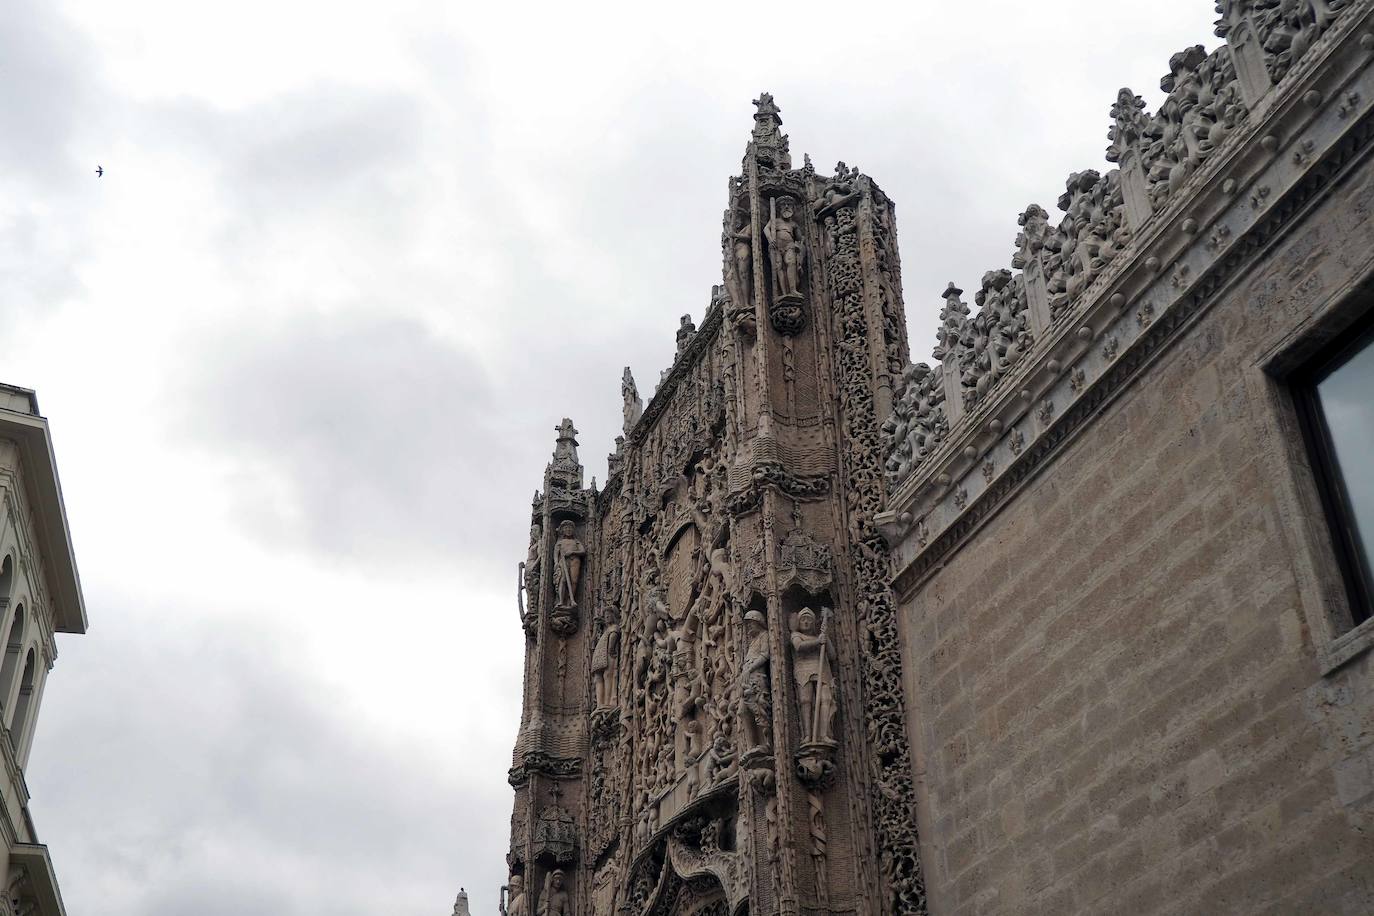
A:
[[591, 620, 620, 709], [538, 869, 571, 916], [505, 875, 528, 916], [738, 609, 773, 755], [622, 368, 643, 434], [791, 606, 838, 747], [553, 520, 585, 610], [764, 195, 804, 299], [730, 210, 753, 303]]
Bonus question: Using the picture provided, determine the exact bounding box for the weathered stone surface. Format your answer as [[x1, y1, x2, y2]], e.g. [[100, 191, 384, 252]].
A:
[[500, 3, 1374, 914], [504, 98, 924, 915], [881, 2, 1374, 913]]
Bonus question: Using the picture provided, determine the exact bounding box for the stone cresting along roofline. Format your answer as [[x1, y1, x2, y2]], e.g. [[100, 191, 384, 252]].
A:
[[628, 296, 724, 449], [880, 0, 1374, 585]]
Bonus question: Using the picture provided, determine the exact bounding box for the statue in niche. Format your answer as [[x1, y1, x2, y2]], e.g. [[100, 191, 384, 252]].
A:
[[538, 869, 571, 916], [725, 206, 753, 309], [553, 520, 585, 610], [622, 368, 642, 434], [791, 607, 837, 748], [764, 195, 804, 300], [591, 620, 621, 710], [738, 609, 773, 756], [505, 875, 529, 916]]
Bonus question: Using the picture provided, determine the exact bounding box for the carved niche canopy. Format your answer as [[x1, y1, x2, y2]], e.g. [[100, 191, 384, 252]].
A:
[[534, 800, 578, 865], [776, 528, 833, 594]]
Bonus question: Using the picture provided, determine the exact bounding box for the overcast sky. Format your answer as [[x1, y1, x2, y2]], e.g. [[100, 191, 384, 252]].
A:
[[4, 1, 1218, 913]]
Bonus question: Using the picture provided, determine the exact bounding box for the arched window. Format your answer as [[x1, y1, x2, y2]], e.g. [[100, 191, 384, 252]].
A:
[[0, 556, 12, 606], [0, 605, 23, 720], [9, 649, 35, 748]]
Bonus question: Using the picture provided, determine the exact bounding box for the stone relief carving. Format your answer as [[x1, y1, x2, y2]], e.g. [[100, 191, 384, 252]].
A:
[[509, 96, 935, 916], [1217, 0, 1350, 84], [823, 168, 929, 912]]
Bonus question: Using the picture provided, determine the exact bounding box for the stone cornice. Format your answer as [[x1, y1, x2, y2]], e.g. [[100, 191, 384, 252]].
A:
[[0, 403, 86, 635], [883, 2, 1374, 594]]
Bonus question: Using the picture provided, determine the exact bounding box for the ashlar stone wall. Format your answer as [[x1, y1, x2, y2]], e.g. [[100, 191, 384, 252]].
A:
[[899, 169, 1374, 908], [881, 2, 1374, 913]]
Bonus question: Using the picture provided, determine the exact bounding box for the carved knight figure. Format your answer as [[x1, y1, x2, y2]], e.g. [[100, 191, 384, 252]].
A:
[[553, 520, 585, 610], [505, 875, 529, 916], [591, 620, 621, 709], [738, 609, 773, 755], [764, 195, 804, 299], [791, 607, 838, 747], [538, 869, 571, 916], [622, 368, 642, 434]]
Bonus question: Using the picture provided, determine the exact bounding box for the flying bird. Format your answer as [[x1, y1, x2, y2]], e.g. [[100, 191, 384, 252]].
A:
[[95, 165, 103, 177]]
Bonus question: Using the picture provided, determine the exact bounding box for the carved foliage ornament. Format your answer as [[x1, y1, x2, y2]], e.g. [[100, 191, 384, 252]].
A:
[[824, 184, 929, 912]]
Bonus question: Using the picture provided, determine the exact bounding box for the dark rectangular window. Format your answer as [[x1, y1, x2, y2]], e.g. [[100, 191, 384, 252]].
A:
[[1295, 311, 1374, 629]]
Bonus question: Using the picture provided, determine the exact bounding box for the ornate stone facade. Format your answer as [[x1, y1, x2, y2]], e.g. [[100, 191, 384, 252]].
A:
[[506, 95, 922, 915], [506, 3, 1374, 912]]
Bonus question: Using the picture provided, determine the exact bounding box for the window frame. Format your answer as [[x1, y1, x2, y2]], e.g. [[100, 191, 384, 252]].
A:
[[1290, 308, 1374, 631]]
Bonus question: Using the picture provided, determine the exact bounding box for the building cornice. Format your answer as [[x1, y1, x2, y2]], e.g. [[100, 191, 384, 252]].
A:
[[0, 391, 85, 635]]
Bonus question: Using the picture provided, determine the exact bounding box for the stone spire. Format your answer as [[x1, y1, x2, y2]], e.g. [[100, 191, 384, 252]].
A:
[[750, 91, 791, 170], [450, 888, 470, 916], [546, 417, 582, 491]]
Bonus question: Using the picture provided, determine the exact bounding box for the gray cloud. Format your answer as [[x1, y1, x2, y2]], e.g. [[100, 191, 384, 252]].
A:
[[28, 597, 509, 916], [6, 1, 1224, 913], [176, 308, 526, 577], [0, 0, 105, 317]]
